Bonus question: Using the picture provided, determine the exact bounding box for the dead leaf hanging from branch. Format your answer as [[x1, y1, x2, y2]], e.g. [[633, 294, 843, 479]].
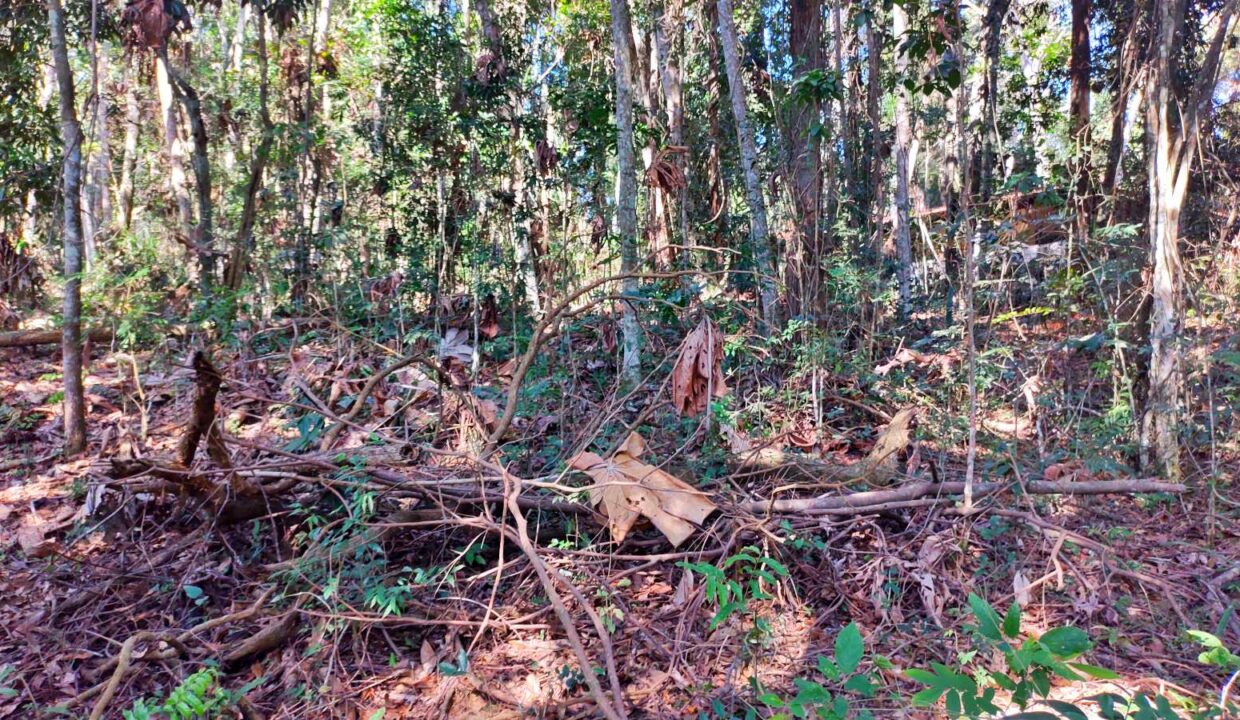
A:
[[671, 317, 727, 417], [568, 432, 716, 547], [645, 146, 687, 192]]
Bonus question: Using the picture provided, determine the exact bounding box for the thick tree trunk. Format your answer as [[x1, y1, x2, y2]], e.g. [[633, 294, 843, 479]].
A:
[[610, 0, 642, 382], [47, 0, 87, 455], [1141, 0, 1238, 479], [716, 0, 778, 333], [786, 0, 823, 320], [1069, 0, 1092, 251], [892, 3, 913, 317]]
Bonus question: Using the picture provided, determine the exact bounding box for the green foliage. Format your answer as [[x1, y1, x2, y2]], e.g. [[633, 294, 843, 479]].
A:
[[745, 622, 882, 720], [906, 593, 1109, 718], [903, 595, 1237, 719], [122, 667, 259, 720], [678, 546, 789, 634]]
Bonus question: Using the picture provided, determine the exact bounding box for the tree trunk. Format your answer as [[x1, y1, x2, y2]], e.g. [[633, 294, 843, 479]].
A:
[[979, 0, 1011, 205], [864, 6, 883, 239], [83, 47, 112, 265], [47, 0, 87, 455], [786, 0, 823, 320], [716, 0, 778, 333], [155, 56, 194, 259], [1101, 9, 1141, 202], [227, 7, 274, 291], [653, 0, 688, 271], [161, 52, 215, 294], [1141, 0, 1238, 480], [119, 55, 140, 231], [610, 0, 642, 382], [892, 3, 913, 317], [1069, 0, 1092, 252]]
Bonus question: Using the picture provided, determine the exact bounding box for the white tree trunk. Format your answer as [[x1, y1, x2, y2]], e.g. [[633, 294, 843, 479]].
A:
[[611, 0, 642, 382], [892, 3, 913, 317], [47, 0, 87, 454], [715, 0, 778, 333], [156, 57, 194, 254]]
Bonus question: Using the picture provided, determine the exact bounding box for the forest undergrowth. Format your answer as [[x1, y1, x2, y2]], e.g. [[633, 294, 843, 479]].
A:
[[1, 280, 1238, 720]]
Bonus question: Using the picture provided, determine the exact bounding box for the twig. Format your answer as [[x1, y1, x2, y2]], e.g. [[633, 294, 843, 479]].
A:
[[318, 350, 421, 451], [500, 467, 628, 720]]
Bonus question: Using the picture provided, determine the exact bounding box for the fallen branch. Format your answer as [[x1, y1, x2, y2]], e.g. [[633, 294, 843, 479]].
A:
[[742, 478, 1185, 514], [318, 350, 422, 451], [0, 327, 111, 347], [502, 470, 628, 720], [71, 589, 274, 713]]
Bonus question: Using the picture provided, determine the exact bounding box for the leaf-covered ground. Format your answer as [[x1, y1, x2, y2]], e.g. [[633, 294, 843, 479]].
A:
[[0, 310, 1237, 719]]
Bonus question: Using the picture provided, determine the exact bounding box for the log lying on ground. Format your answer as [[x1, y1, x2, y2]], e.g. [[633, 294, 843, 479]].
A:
[[742, 478, 1186, 514], [0, 327, 111, 347]]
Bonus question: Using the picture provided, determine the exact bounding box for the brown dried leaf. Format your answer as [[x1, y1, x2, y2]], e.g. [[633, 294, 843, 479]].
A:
[[671, 318, 727, 417], [568, 432, 716, 547]]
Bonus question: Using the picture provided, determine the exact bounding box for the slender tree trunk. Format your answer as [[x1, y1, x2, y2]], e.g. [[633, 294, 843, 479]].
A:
[[892, 3, 913, 317], [611, 0, 642, 381], [716, 0, 778, 332], [156, 56, 194, 259], [979, 0, 1011, 205], [702, 0, 728, 254], [653, 0, 688, 270], [119, 54, 140, 231], [48, 0, 87, 455], [786, 0, 823, 320], [227, 8, 273, 291], [83, 47, 112, 265], [864, 6, 883, 239], [161, 52, 214, 294], [1141, 0, 1238, 479], [1102, 9, 1141, 201]]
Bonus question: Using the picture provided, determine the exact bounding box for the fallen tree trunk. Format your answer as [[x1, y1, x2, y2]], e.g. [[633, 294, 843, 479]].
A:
[[742, 478, 1185, 514], [0, 327, 111, 347]]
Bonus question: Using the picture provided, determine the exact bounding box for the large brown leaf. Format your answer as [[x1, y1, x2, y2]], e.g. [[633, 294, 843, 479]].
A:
[[671, 318, 727, 417], [568, 433, 716, 546]]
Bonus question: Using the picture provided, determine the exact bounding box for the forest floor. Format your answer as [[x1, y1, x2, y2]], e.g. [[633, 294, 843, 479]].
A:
[[0, 310, 1238, 719]]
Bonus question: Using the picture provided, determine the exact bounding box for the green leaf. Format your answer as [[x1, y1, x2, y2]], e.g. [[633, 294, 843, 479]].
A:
[[1003, 602, 1022, 639], [1070, 663, 1119, 680], [834, 623, 865, 675], [843, 672, 876, 698], [904, 668, 939, 685], [368, 711, 387, 720], [1187, 630, 1223, 649], [1044, 699, 1088, 720], [758, 692, 785, 707], [910, 686, 945, 707], [182, 585, 204, 600], [1039, 627, 1091, 657], [968, 593, 1003, 641]]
